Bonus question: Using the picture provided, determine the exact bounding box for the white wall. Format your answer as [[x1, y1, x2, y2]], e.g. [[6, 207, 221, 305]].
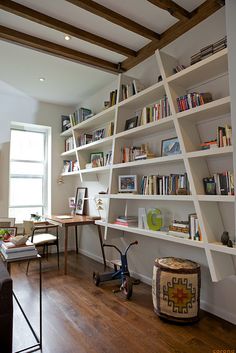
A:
[[0, 86, 76, 248], [75, 7, 236, 324]]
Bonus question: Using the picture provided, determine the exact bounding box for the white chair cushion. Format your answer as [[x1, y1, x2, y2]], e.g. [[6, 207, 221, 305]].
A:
[[32, 233, 57, 245]]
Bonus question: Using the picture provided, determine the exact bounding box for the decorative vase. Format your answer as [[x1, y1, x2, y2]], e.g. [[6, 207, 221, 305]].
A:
[[221, 231, 229, 245]]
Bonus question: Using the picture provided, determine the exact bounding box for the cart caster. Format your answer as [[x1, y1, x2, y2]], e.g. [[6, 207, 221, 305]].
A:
[[121, 276, 133, 300], [93, 271, 100, 286]]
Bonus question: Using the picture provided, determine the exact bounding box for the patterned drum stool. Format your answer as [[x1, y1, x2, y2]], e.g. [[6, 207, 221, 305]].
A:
[[152, 257, 201, 323]]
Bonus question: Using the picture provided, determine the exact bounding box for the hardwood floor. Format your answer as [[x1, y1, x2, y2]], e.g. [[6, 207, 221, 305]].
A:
[[11, 252, 236, 353]]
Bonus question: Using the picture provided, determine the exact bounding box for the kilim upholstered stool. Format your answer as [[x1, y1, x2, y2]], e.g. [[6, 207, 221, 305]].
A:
[[152, 257, 201, 323]]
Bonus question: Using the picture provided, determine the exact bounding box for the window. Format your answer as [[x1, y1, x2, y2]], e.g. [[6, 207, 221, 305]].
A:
[[9, 123, 51, 223]]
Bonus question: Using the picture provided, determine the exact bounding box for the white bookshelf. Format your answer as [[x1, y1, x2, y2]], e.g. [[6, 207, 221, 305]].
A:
[[60, 47, 235, 282]]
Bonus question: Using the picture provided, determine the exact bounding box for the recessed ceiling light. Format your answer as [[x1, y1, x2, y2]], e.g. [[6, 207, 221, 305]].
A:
[[39, 77, 45, 82], [64, 35, 71, 41]]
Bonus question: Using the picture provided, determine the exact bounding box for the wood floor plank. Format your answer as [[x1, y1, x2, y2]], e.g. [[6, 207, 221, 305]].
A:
[[10, 252, 236, 353]]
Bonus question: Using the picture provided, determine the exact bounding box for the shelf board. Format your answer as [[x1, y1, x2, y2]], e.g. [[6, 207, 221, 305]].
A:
[[95, 220, 107, 227], [109, 194, 194, 201], [115, 116, 174, 139], [118, 81, 166, 110], [60, 128, 73, 137], [187, 146, 233, 159], [167, 48, 228, 88], [208, 242, 236, 255], [61, 171, 80, 176], [61, 149, 76, 157], [72, 106, 116, 131], [107, 223, 204, 248], [76, 136, 113, 152], [176, 96, 231, 123], [113, 154, 183, 169], [197, 195, 235, 202], [80, 165, 111, 174]]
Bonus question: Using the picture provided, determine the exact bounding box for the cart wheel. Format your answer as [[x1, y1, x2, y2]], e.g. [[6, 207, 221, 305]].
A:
[[122, 277, 133, 299], [93, 271, 100, 286]]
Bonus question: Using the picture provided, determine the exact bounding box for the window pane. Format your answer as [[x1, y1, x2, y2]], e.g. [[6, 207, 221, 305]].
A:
[[10, 130, 44, 161], [9, 207, 43, 224], [10, 178, 43, 206], [10, 162, 44, 176]]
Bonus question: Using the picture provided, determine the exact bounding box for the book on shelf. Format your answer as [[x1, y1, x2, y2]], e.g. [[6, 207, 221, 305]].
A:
[[200, 140, 218, 150], [173, 64, 186, 73], [176, 92, 212, 112], [121, 144, 155, 163], [114, 216, 138, 227], [139, 96, 170, 124], [121, 79, 145, 101], [141, 173, 190, 196], [188, 214, 202, 241], [65, 136, 74, 151], [203, 171, 234, 195], [217, 125, 232, 147], [61, 115, 71, 132], [70, 108, 93, 126]]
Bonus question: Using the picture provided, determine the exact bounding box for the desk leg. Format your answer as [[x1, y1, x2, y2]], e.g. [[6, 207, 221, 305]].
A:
[[97, 225, 106, 269], [64, 226, 68, 275], [75, 226, 78, 254]]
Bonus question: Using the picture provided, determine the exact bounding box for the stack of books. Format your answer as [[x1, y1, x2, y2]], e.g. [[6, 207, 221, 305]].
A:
[[168, 220, 189, 238], [176, 92, 212, 112], [141, 173, 190, 196], [121, 144, 155, 163], [203, 171, 234, 196], [217, 125, 232, 147], [1, 241, 38, 260], [190, 36, 227, 65], [114, 216, 138, 227]]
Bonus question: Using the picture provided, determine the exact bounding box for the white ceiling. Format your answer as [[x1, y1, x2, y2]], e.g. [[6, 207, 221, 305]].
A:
[[0, 0, 206, 105]]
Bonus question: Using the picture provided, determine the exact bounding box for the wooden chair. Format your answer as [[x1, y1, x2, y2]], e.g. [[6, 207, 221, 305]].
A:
[[0, 218, 15, 227], [23, 221, 60, 273]]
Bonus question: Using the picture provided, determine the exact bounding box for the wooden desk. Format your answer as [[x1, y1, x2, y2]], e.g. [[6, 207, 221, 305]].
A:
[[44, 215, 106, 274]]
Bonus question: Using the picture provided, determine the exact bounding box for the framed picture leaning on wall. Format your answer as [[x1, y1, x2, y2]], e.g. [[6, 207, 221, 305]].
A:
[[75, 187, 87, 215]]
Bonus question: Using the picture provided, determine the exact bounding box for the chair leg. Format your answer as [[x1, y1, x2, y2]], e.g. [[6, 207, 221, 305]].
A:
[[56, 241, 60, 269], [26, 260, 30, 275], [75, 226, 78, 254]]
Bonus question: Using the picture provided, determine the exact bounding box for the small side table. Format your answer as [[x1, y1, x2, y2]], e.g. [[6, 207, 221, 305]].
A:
[[2, 253, 42, 353]]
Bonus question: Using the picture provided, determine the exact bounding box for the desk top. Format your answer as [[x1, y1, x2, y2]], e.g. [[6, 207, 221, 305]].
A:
[[44, 215, 100, 226]]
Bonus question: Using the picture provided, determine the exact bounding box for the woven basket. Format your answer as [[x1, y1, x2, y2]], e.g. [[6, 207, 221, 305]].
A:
[[152, 257, 201, 323]]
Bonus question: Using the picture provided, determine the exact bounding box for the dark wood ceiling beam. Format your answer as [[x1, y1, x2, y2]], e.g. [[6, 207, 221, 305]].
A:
[[147, 0, 190, 20], [121, 0, 223, 71], [0, 0, 136, 58], [66, 0, 160, 41], [0, 25, 120, 73]]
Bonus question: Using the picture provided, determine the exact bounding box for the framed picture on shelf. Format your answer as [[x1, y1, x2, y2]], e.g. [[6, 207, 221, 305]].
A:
[[125, 116, 138, 131], [68, 197, 76, 209], [75, 187, 87, 215], [90, 152, 104, 168], [118, 175, 137, 193], [0, 227, 17, 241], [93, 128, 105, 141], [161, 137, 181, 156]]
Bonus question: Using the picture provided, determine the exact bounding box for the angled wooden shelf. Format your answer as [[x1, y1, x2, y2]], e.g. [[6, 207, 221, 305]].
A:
[[60, 128, 73, 137], [197, 195, 235, 202], [80, 165, 111, 174], [61, 170, 80, 176], [72, 105, 116, 131], [112, 153, 183, 169], [186, 146, 233, 159], [76, 136, 114, 152], [61, 149, 76, 157], [109, 194, 194, 201]]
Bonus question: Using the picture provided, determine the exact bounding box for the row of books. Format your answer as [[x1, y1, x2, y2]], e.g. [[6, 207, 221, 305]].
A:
[[104, 90, 117, 108], [121, 144, 154, 163], [90, 151, 112, 168], [121, 79, 145, 101], [70, 107, 93, 126], [141, 173, 190, 196], [65, 136, 74, 152], [191, 36, 227, 65], [176, 92, 212, 112], [203, 171, 234, 196], [63, 160, 79, 173], [139, 96, 171, 124], [1, 241, 38, 260], [77, 122, 114, 147], [200, 125, 232, 150], [114, 216, 138, 227]]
